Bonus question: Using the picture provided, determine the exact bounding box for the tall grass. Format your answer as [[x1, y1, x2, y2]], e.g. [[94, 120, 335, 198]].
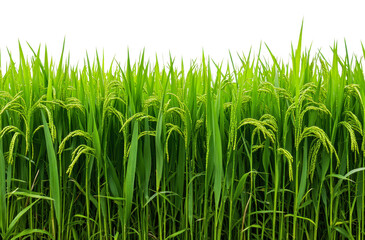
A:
[[0, 33, 365, 239]]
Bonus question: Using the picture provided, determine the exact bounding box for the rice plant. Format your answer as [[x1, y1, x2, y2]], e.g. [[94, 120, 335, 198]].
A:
[[0, 31, 365, 239]]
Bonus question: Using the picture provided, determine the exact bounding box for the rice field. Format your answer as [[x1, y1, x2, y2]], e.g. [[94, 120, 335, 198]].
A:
[[1, 32, 365, 239]]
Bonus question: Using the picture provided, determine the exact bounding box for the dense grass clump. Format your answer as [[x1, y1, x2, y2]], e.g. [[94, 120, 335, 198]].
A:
[[1, 36, 365, 239]]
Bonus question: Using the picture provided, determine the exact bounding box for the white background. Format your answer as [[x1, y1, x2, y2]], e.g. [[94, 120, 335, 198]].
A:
[[1, 0, 365, 70]]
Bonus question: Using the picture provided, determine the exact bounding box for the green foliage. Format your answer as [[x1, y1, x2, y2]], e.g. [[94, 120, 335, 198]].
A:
[[0, 38, 365, 240]]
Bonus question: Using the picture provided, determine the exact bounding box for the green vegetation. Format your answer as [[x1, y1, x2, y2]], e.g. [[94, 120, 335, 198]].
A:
[[1, 32, 365, 239]]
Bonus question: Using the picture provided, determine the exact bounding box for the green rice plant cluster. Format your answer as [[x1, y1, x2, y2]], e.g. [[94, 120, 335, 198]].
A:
[[1, 32, 365, 239]]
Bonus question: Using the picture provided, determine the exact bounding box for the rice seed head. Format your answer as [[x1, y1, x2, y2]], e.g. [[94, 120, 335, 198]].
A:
[[237, 118, 276, 144], [339, 121, 359, 154], [309, 140, 322, 181], [0, 125, 23, 138], [58, 130, 92, 155], [343, 111, 363, 135], [165, 123, 184, 163], [119, 112, 145, 133], [66, 144, 96, 176], [277, 147, 294, 181], [300, 126, 340, 167], [36, 104, 56, 142], [8, 132, 20, 164]]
